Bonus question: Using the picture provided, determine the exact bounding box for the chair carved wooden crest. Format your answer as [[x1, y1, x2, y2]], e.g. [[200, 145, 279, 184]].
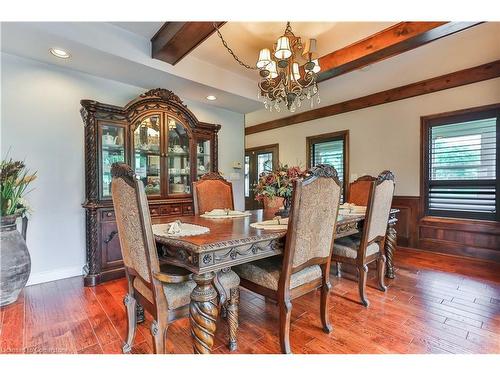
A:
[[193, 172, 234, 214], [347, 174, 376, 206]]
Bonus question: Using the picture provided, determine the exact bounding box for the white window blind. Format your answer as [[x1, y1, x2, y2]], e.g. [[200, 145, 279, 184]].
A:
[[310, 138, 344, 184], [428, 116, 498, 220]]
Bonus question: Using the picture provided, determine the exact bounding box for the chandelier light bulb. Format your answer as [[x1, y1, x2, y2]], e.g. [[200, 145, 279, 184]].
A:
[[268, 61, 278, 79], [256, 48, 272, 69], [305, 39, 318, 55], [274, 36, 292, 60], [312, 59, 321, 73], [292, 62, 301, 81]]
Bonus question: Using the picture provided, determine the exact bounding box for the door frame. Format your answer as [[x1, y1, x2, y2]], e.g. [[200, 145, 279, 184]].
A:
[[245, 143, 280, 210]]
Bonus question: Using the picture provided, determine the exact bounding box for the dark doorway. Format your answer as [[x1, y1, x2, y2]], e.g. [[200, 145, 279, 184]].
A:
[[244, 144, 279, 210]]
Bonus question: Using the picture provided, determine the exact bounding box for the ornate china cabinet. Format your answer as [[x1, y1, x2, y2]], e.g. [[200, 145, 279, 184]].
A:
[[80, 89, 220, 286]]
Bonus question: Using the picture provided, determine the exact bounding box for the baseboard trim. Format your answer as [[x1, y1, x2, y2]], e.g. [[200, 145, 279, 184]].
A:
[[397, 246, 500, 264], [26, 265, 84, 286]]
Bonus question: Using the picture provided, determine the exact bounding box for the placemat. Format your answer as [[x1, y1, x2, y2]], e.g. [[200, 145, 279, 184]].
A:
[[200, 210, 252, 219], [153, 221, 209, 237], [250, 217, 289, 230]]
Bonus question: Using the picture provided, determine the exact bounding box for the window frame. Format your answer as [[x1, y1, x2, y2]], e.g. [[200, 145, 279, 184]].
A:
[[306, 130, 349, 199], [421, 103, 500, 222]]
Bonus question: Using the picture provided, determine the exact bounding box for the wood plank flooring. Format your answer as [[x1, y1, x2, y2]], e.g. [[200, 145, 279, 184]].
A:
[[1, 247, 499, 354]]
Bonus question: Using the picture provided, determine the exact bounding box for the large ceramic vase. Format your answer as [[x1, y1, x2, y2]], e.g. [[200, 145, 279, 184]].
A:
[[0, 214, 31, 307]]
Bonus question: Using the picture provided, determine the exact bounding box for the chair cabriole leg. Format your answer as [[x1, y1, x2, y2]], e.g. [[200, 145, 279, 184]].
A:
[[279, 299, 292, 354], [377, 254, 388, 292], [358, 264, 369, 307], [122, 293, 137, 353]]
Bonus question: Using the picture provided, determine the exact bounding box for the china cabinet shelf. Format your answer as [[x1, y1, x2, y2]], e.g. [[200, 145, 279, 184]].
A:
[[134, 150, 161, 156], [81, 88, 220, 286], [103, 145, 125, 151]]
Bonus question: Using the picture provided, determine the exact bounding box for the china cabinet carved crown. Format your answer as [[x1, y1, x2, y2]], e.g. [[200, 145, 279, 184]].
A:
[[80, 88, 220, 286]]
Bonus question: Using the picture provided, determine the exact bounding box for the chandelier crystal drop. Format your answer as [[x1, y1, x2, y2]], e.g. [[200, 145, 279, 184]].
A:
[[256, 22, 321, 112]]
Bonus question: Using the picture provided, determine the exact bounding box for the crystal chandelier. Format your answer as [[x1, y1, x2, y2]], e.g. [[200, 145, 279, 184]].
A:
[[256, 22, 321, 112], [214, 22, 321, 113]]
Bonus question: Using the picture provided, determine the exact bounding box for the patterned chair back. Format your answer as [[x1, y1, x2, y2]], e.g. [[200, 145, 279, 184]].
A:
[[348, 175, 376, 206], [364, 171, 396, 243], [193, 172, 234, 214], [286, 164, 342, 270], [110, 163, 160, 284]]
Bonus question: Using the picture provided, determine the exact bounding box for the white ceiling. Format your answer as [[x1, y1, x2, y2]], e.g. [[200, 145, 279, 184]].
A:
[[1, 21, 498, 119], [111, 22, 164, 39], [0, 22, 260, 113], [111, 21, 396, 80], [188, 22, 396, 80]]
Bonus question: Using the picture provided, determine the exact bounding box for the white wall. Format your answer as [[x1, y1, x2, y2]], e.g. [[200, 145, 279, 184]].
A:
[[246, 78, 500, 196], [1, 53, 245, 285]]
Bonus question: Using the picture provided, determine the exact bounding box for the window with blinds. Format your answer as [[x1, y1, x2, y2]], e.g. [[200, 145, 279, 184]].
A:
[[425, 107, 499, 221], [307, 131, 348, 201]]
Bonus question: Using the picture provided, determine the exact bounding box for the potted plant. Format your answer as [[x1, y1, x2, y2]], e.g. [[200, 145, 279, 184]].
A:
[[0, 157, 36, 306], [254, 164, 305, 217]]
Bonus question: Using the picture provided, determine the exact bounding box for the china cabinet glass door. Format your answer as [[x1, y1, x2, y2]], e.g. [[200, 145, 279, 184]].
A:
[[101, 123, 126, 198], [167, 116, 191, 195], [196, 138, 211, 179], [133, 115, 161, 196]]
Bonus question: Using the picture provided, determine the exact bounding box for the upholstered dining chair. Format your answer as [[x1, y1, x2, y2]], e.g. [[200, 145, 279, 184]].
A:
[[234, 164, 342, 354], [193, 172, 234, 214], [332, 170, 395, 307], [347, 175, 376, 206], [110, 163, 240, 354]]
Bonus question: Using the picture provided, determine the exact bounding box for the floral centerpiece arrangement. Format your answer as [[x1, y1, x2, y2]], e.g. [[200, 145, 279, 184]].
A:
[[253, 164, 306, 217], [1, 158, 37, 218]]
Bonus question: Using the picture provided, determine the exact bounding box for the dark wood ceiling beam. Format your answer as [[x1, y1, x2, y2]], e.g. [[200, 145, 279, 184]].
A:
[[316, 22, 483, 83], [245, 60, 500, 135], [152, 22, 225, 65]]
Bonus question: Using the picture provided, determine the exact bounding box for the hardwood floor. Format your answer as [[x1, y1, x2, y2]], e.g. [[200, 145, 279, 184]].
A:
[[1, 247, 499, 354]]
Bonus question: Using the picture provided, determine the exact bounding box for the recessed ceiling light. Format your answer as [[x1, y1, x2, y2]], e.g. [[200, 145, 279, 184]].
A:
[[49, 48, 71, 59], [206, 95, 217, 101]]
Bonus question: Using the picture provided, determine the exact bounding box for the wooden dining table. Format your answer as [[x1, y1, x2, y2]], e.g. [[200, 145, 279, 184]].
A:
[[152, 208, 398, 354]]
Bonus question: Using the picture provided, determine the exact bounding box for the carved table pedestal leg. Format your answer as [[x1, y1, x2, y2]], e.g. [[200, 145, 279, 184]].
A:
[[227, 288, 239, 351], [190, 271, 219, 354], [384, 221, 397, 279]]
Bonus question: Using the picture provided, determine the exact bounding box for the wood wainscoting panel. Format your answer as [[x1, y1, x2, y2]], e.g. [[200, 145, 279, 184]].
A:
[[391, 196, 500, 262], [418, 217, 500, 262], [392, 196, 421, 248]]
